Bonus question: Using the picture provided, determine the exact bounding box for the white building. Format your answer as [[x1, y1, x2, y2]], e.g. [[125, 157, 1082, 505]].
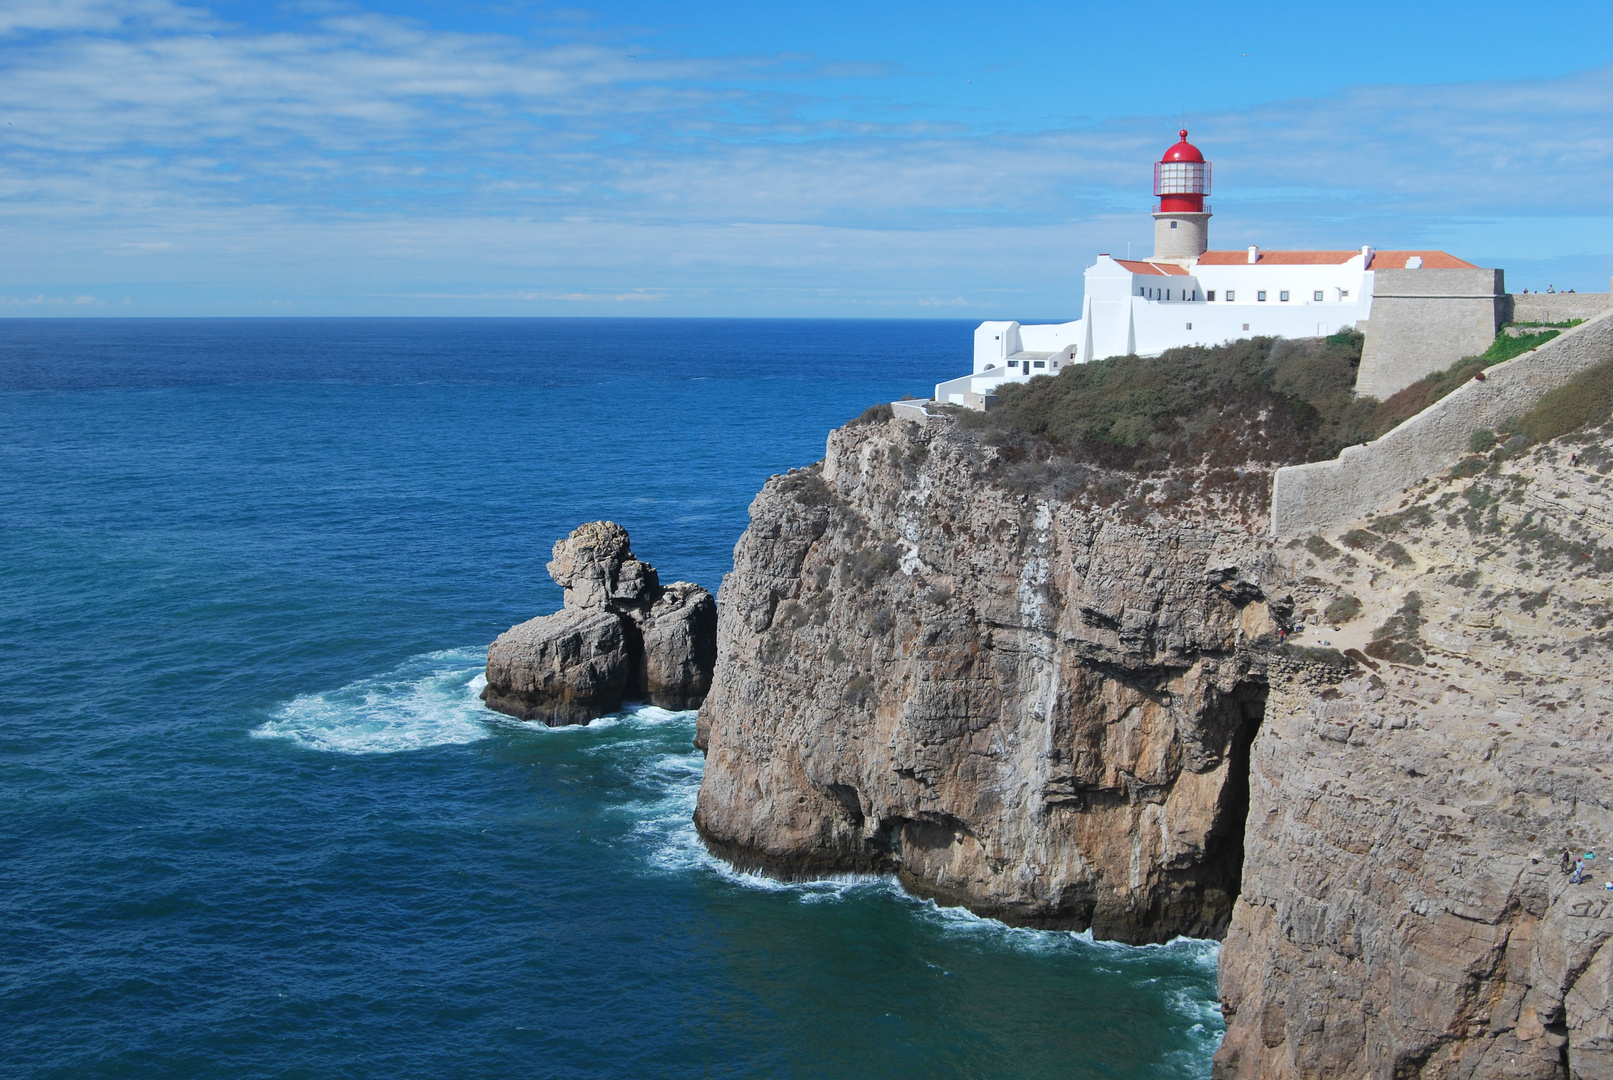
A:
[[935, 130, 1480, 409]]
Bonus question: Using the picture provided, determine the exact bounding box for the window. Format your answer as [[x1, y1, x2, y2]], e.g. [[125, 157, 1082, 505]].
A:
[[1186, 322, 1193, 330], [1033, 360, 1046, 369], [1313, 290, 1324, 302], [1257, 291, 1267, 302], [1007, 360, 1018, 369], [1226, 290, 1235, 301], [1242, 323, 1250, 330], [1280, 291, 1290, 302], [1170, 220, 1178, 229], [1207, 291, 1215, 301], [1340, 289, 1349, 298]]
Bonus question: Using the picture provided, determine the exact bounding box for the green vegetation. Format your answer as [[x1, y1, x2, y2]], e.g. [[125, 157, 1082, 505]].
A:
[[955, 332, 1378, 471], [1516, 358, 1613, 444], [850, 402, 893, 426], [1484, 329, 1561, 363], [1510, 319, 1583, 329], [1324, 595, 1363, 624], [1379, 540, 1414, 568], [1365, 591, 1425, 666], [1468, 428, 1497, 453], [1304, 536, 1341, 560], [1339, 528, 1379, 551], [937, 325, 1571, 486], [840, 542, 902, 587], [1367, 329, 1559, 436], [778, 467, 836, 508]]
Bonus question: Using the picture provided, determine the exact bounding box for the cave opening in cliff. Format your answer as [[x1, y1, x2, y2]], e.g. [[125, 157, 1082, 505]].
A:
[[1202, 681, 1267, 936]]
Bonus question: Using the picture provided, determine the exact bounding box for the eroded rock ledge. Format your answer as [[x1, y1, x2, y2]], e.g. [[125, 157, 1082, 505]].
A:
[[483, 521, 716, 724]]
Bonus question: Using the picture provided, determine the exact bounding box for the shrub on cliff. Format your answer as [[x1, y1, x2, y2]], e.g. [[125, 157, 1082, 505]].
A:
[[956, 332, 1375, 471], [1515, 357, 1613, 444], [1368, 329, 1560, 435]]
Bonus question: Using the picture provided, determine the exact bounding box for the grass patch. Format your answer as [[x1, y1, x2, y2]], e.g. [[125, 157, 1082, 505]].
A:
[[1516, 358, 1613, 444], [1305, 536, 1341, 560], [1365, 591, 1425, 666], [1378, 540, 1414, 568], [1373, 505, 1433, 534], [1324, 595, 1363, 624], [1340, 528, 1380, 551], [1370, 330, 1560, 435]]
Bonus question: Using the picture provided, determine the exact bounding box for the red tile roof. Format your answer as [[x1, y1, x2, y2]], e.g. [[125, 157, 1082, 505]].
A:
[[1113, 258, 1189, 276], [1195, 249, 1478, 269]]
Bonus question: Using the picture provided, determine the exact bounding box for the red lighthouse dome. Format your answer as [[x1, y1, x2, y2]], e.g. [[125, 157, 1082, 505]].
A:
[[1155, 129, 1210, 213]]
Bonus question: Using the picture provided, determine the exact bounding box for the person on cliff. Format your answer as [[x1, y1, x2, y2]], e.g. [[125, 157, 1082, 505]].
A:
[[1562, 849, 1575, 875], [1573, 858, 1586, 885]]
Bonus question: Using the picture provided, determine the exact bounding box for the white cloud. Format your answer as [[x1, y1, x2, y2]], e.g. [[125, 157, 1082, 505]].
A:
[[2, 0, 1611, 311]]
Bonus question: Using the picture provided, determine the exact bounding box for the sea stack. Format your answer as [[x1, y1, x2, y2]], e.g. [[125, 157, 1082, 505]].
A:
[[482, 522, 716, 725]]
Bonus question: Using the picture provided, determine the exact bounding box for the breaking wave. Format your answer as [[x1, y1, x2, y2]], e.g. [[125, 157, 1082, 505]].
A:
[[253, 648, 494, 754]]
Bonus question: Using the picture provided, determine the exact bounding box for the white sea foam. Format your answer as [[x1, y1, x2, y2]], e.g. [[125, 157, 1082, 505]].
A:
[[253, 648, 494, 754]]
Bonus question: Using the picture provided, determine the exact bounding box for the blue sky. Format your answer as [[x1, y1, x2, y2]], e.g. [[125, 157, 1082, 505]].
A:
[[5, 0, 1613, 316]]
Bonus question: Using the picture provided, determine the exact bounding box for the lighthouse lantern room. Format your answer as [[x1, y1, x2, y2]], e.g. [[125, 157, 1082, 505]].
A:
[[1152, 130, 1211, 261]]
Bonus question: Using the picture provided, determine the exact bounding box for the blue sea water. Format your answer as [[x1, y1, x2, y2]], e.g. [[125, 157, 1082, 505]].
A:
[[0, 319, 1223, 1079]]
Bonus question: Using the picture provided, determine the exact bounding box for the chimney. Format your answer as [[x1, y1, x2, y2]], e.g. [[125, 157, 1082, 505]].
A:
[[1247, 246, 1259, 264], [1361, 245, 1374, 269]]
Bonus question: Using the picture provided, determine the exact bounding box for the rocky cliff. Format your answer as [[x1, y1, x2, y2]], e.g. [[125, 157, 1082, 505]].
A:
[[484, 522, 716, 724], [694, 414, 1288, 942], [693, 412, 1613, 1077], [1217, 432, 1613, 1079]]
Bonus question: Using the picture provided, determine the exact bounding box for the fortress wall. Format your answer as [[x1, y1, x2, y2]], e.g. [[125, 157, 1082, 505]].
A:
[[1353, 268, 1504, 399], [1271, 306, 1613, 537], [1507, 291, 1613, 325]]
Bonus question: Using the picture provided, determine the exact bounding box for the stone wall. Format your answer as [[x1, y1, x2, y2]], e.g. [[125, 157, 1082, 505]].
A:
[[1353, 268, 1505, 399], [1271, 306, 1613, 537], [1507, 290, 1613, 325]]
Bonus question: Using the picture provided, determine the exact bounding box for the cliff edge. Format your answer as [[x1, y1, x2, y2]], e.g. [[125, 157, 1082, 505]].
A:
[[694, 404, 1613, 1077], [694, 413, 1286, 943]]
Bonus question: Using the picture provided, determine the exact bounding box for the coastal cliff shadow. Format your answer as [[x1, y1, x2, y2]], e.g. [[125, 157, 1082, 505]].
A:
[[1190, 682, 1266, 938]]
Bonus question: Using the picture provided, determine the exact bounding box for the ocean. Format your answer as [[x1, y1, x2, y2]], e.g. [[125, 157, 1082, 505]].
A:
[[0, 318, 1222, 1079]]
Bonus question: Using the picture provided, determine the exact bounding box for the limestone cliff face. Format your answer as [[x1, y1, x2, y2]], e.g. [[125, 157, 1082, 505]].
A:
[[1215, 436, 1613, 1080], [694, 410, 1613, 1077], [694, 416, 1287, 943]]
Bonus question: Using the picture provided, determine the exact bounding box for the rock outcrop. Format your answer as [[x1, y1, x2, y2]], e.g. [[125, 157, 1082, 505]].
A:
[[693, 410, 1613, 1076], [694, 416, 1287, 943], [483, 522, 716, 724], [1214, 434, 1613, 1079]]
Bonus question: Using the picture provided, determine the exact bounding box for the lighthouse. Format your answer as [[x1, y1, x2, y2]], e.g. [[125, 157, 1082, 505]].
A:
[[1152, 129, 1211, 261], [934, 127, 1495, 410]]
